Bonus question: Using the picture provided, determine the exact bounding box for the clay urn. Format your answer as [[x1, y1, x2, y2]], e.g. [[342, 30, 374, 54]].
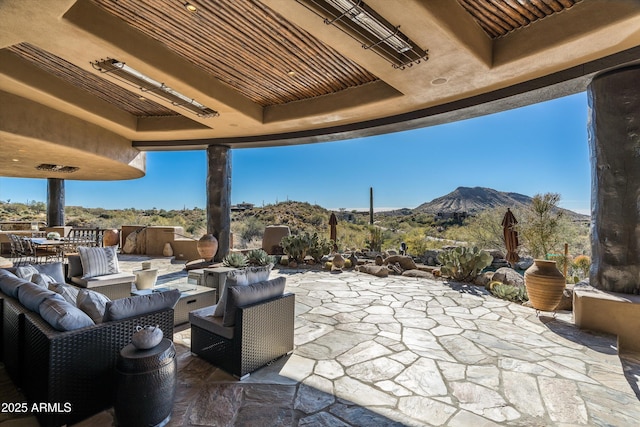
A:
[[103, 229, 120, 247], [332, 253, 345, 270], [197, 234, 219, 261]]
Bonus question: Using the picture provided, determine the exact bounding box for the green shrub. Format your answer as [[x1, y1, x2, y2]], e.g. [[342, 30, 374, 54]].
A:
[[436, 246, 492, 282], [572, 255, 591, 279]]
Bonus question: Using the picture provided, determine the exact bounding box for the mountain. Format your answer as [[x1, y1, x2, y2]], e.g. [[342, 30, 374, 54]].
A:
[[414, 187, 588, 219]]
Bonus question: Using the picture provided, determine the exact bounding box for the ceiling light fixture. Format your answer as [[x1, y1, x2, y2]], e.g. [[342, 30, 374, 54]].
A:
[[36, 164, 79, 173], [296, 0, 428, 69], [91, 58, 219, 118], [184, 2, 197, 13]]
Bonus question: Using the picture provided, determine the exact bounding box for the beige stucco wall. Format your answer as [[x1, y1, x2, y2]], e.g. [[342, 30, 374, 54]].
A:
[[574, 288, 640, 353]]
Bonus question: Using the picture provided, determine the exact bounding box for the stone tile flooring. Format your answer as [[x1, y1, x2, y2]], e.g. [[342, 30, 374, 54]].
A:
[[2, 255, 639, 426]]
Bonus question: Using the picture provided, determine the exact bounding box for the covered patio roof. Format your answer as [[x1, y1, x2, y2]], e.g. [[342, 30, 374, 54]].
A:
[[1, 0, 640, 180]]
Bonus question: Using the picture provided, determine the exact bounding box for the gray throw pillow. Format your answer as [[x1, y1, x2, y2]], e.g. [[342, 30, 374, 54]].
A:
[[213, 269, 250, 317], [39, 297, 95, 331], [18, 282, 62, 312], [49, 282, 80, 305], [67, 254, 83, 279], [34, 262, 66, 285], [0, 269, 30, 298], [31, 273, 57, 288], [103, 289, 180, 322], [223, 276, 286, 327], [15, 265, 39, 281], [76, 289, 111, 324]]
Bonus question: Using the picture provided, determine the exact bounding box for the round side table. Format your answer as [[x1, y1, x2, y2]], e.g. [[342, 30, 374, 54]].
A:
[[114, 339, 177, 427]]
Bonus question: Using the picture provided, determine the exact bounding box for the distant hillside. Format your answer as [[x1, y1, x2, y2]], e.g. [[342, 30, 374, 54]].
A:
[[414, 186, 588, 219]]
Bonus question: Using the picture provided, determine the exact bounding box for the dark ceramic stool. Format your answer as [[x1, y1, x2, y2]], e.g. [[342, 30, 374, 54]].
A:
[[114, 339, 176, 427]]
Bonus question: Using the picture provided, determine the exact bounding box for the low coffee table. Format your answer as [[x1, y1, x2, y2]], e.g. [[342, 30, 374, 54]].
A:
[[132, 283, 216, 326]]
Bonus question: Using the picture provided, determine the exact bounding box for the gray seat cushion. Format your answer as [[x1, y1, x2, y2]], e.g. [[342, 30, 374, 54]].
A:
[[18, 282, 63, 312], [103, 289, 181, 322], [71, 272, 135, 288], [223, 276, 286, 327], [0, 268, 30, 298], [189, 305, 234, 340]]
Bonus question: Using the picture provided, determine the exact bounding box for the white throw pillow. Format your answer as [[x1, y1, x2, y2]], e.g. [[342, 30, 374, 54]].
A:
[[246, 264, 273, 284], [213, 269, 249, 317], [78, 246, 120, 279]]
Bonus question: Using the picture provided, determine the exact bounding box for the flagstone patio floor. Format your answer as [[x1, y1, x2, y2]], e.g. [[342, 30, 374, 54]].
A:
[[2, 254, 639, 426]]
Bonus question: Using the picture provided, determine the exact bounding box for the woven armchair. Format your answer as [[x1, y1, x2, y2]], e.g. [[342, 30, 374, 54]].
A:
[[190, 293, 295, 379]]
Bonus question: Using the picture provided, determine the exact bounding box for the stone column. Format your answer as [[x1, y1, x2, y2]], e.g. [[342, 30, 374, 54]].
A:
[[47, 178, 65, 227], [588, 65, 640, 294], [206, 145, 231, 262]]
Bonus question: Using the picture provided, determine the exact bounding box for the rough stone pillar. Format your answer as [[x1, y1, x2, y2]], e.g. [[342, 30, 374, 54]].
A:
[[47, 178, 65, 226], [588, 65, 640, 294], [206, 145, 231, 262]]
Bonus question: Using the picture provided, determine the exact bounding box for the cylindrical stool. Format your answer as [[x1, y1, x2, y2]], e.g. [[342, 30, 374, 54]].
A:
[[115, 339, 177, 427]]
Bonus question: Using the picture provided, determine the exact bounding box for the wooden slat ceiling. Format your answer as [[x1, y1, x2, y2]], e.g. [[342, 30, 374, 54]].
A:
[[456, 0, 582, 38], [6, 43, 180, 118], [91, 0, 379, 107]]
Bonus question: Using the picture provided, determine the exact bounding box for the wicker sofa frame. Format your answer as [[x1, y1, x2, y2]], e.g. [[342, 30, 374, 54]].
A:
[[190, 293, 295, 379], [0, 291, 174, 427]]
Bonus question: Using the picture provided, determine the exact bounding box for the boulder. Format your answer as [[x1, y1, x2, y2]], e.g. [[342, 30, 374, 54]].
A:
[[402, 269, 435, 280], [554, 283, 574, 311], [491, 267, 525, 288], [474, 271, 494, 288], [486, 249, 505, 260], [122, 231, 137, 254], [388, 263, 403, 275], [355, 264, 389, 277], [515, 256, 534, 271], [422, 250, 441, 266], [383, 255, 417, 270]]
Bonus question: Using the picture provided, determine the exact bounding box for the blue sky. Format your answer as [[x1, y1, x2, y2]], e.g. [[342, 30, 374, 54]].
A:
[[0, 92, 591, 214]]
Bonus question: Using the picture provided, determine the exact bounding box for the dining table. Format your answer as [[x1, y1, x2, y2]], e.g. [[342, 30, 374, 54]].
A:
[[26, 237, 64, 263]]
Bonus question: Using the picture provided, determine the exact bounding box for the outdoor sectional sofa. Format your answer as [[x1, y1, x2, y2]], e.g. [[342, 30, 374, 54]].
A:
[[0, 266, 178, 427]]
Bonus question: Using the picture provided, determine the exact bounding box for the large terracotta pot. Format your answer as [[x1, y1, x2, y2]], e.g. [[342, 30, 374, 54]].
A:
[[524, 259, 566, 311], [103, 229, 120, 247], [197, 234, 218, 261]]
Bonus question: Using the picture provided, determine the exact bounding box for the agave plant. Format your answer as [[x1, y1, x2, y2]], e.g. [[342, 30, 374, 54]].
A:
[[246, 248, 276, 266], [222, 252, 248, 268]]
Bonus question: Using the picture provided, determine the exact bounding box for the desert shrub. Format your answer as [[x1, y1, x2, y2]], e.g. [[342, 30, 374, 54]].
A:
[[572, 255, 591, 279], [281, 232, 332, 263], [519, 193, 564, 259]]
